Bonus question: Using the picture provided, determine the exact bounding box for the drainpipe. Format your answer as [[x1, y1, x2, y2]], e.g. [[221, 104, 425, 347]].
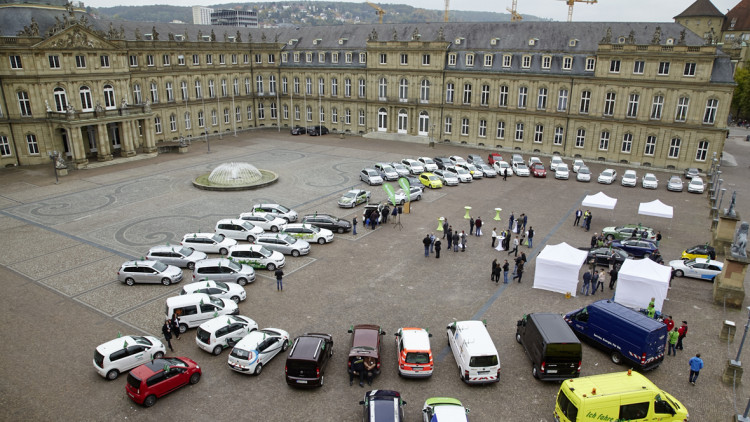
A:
[[563, 77, 574, 155]]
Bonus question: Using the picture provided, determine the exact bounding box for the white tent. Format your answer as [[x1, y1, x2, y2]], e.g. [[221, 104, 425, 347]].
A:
[[614, 259, 671, 312], [581, 192, 618, 210], [533, 242, 589, 297], [638, 199, 673, 219]]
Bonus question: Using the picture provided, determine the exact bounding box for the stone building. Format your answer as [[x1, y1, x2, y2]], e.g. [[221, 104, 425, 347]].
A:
[[0, 0, 736, 172]]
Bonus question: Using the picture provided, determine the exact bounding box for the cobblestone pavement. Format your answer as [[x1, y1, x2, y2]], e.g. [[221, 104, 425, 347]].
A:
[[1, 128, 750, 421]]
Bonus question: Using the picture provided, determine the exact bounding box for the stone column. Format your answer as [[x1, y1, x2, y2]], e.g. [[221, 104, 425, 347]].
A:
[[67, 126, 89, 169], [142, 118, 157, 153], [714, 212, 741, 252], [96, 124, 113, 161], [120, 120, 136, 157], [713, 247, 748, 309]]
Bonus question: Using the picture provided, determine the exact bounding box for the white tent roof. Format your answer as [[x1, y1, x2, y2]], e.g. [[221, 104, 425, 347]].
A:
[[582, 192, 618, 210], [533, 242, 589, 297], [614, 258, 671, 312], [638, 199, 674, 219]]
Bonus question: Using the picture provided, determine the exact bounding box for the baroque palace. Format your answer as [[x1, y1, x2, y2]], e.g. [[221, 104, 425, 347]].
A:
[[0, 0, 738, 170]]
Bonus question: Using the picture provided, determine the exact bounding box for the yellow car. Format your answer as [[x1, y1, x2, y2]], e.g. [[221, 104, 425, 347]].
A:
[[681, 244, 716, 260], [419, 172, 443, 189]]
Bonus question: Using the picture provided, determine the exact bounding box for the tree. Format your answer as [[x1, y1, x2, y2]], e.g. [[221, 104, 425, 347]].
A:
[[732, 65, 750, 120]]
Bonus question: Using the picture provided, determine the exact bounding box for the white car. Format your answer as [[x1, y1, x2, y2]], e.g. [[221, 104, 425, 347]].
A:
[[360, 168, 384, 186], [181, 233, 237, 255], [527, 156, 542, 168], [447, 167, 473, 183], [145, 245, 207, 270], [477, 163, 497, 178], [597, 168, 617, 184], [417, 157, 439, 172], [336, 189, 371, 208], [572, 159, 585, 173], [687, 176, 705, 193], [394, 186, 423, 204], [196, 315, 258, 355], [228, 328, 291, 375], [389, 162, 411, 177], [493, 161, 513, 177], [281, 223, 334, 244], [512, 162, 530, 177], [422, 398, 470, 422], [621, 170, 637, 187], [669, 258, 723, 281], [511, 154, 524, 166], [555, 164, 570, 179], [401, 158, 425, 175], [94, 335, 166, 380], [238, 211, 287, 232], [549, 155, 564, 172], [215, 219, 265, 242], [250, 203, 298, 223], [642, 173, 659, 189], [457, 163, 483, 179], [181, 279, 247, 303], [228, 244, 286, 270], [449, 155, 468, 165], [254, 233, 311, 257], [576, 166, 591, 182], [667, 175, 684, 192], [433, 169, 459, 186]]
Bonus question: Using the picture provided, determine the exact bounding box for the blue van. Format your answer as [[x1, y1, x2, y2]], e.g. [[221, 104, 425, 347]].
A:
[[564, 300, 667, 371]]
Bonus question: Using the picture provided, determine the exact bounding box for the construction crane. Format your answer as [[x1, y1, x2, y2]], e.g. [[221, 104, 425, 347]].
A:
[[561, 0, 597, 22], [444, 0, 449, 22], [366, 1, 385, 24], [506, 0, 522, 22]]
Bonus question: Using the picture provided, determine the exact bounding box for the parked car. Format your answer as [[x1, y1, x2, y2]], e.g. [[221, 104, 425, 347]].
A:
[[285, 333, 334, 387], [228, 328, 290, 375], [348, 324, 386, 384], [667, 175, 684, 192], [487, 152, 503, 165], [301, 213, 352, 233], [180, 279, 247, 303], [125, 357, 201, 407], [681, 244, 716, 260], [180, 232, 237, 255], [531, 162, 547, 178], [338, 189, 371, 208], [254, 233, 310, 257], [94, 335, 166, 380], [576, 166, 591, 182], [555, 164, 570, 180], [641, 173, 659, 189], [587, 247, 631, 269], [669, 258, 723, 281], [237, 212, 287, 232], [527, 156, 542, 168], [146, 245, 207, 270], [214, 218, 265, 242], [516, 313, 582, 381], [374, 163, 399, 181], [433, 169, 459, 186], [401, 158, 425, 175], [446, 166, 473, 183], [118, 260, 183, 286], [549, 155, 564, 172], [360, 168, 383, 186], [493, 160, 513, 177], [417, 156, 439, 172], [467, 154, 484, 165], [422, 397, 469, 422], [227, 244, 286, 270], [394, 186, 423, 204], [433, 157, 454, 170], [359, 390, 406, 421], [602, 224, 656, 241], [512, 162, 530, 177], [307, 125, 329, 136], [611, 239, 659, 258], [281, 223, 334, 245], [511, 154, 524, 166], [192, 258, 256, 286], [456, 162, 483, 179], [477, 163, 497, 177], [196, 314, 258, 355], [419, 172, 443, 189], [449, 155, 468, 165], [687, 176, 705, 193], [621, 170, 637, 187], [250, 203, 298, 223], [290, 126, 307, 135], [389, 162, 411, 177], [597, 169, 617, 184], [394, 327, 433, 378], [572, 159, 585, 173], [684, 167, 700, 179]]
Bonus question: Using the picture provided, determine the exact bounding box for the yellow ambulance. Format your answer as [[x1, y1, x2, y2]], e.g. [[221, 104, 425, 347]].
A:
[[554, 370, 688, 422]]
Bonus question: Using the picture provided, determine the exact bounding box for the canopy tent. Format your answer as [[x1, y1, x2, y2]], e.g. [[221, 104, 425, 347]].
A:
[[638, 199, 674, 219], [533, 242, 589, 297], [614, 259, 671, 312], [581, 192, 618, 210]]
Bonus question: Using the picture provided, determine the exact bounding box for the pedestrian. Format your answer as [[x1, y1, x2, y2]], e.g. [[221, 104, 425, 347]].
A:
[[664, 315, 675, 332], [434, 239, 441, 258], [647, 297, 656, 319], [469, 217, 475, 236], [382, 205, 390, 223], [447, 226, 453, 250], [162, 319, 174, 352], [574, 208, 582, 226], [590, 233, 598, 248], [676, 321, 688, 350], [452, 231, 459, 252], [274, 268, 284, 291], [508, 212, 514, 231], [502, 260, 510, 284], [513, 255, 522, 275], [585, 212, 592, 231], [520, 251, 527, 265], [491, 259, 498, 282], [609, 267, 618, 289], [503, 232, 511, 251], [656, 231, 662, 247], [527, 227, 534, 248], [475, 217, 482, 236], [349, 356, 365, 387], [461, 231, 468, 252], [503, 167, 508, 181], [668, 328, 679, 356], [352, 216, 358, 235], [171, 313, 181, 340], [508, 235, 519, 256], [521, 214, 528, 232], [422, 234, 431, 257], [688, 353, 704, 385], [491, 228, 498, 248], [442, 218, 449, 238], [429, 234, 436, 253], [370, 210, 379, 230], [514, 261, 524, 283], [582, 270, 592, 296], [591, 271, 600, 295]]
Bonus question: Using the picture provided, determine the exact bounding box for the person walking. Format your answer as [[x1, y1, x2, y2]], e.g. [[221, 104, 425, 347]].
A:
[[514, 261, 524, 283], [446, 226, 453, 250], [508, 236, 519, 257], [502, 260, 510, 284], [275, 268, 284, 291], [574, 209, 582, 226], [591, 271, 600, 295], [491, 259, 498, 282], [475, 217, 482, 236], [688, 353, 704, 385], [491, 228, 498, 248], [676, 321, 688, 350], [655, 231, 662, 247], [352, 216, 358, 235], [452, 231, 460, 252], [521, 214, 528, 232], [527, 227, 534, 248], [469, 217, 475, 236], [609, 267, 618, 289], [429, 234, 436, 254], [171, 314, 181, 340], [422, 234, 431, 257], [162, 319, 174, 352], [508, 212, 514, 231], [461, 231, 468, 252], [668, 328, 679, 356], [434, 239, 441, 259], [442, 219, 449, 238], [582, 270, 592, 296]]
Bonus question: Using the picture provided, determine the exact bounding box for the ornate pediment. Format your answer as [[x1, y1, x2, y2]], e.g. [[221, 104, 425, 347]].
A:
[[35, 25, 115, 50]]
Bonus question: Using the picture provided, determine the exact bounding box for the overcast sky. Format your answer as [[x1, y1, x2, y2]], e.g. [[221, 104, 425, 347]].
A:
[[84, 0, 740, 22]]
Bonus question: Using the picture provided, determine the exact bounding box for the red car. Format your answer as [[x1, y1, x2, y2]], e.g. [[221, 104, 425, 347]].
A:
[[348, 324, 385, 383], [126, 357, 201, 407], [531, 162, 547, 178], [487, 152, 503, 165]]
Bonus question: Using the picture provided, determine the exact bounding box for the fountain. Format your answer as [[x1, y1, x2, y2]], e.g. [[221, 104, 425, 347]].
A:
[[193, 162, 278, 191]]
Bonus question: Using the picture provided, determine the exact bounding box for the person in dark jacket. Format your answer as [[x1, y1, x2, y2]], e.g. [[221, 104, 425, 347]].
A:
[[469, 217, 475, 236], [434, 239, 442, 259], [452, 231, 460, 252], [275, 268, 284, 291], [162, 319, 174, 352], [171, 314, 181, 340], [422, 234, 431, 257], [502, 260, 510, 284]]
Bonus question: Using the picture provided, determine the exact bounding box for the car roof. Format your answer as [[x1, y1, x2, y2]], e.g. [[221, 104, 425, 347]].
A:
[[149, 245, 185, 252], [166, 292, 212, 307], [400, 328, 431, 351], [624, 170, 636, 175], [229, 244, 265, 252], [183, 232, 216, 238], [97, 335, 147, 354], [694, 258, 721, 265], [454, 321, 498, 355], [122, 260, 158, 268], [195, 258, 234, 267], [199, 315, 250, 332], [365, 389, 402, 400]]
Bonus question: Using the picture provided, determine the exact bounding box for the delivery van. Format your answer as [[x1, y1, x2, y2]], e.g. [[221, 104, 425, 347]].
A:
[[554, 370, 689, 422], [446, 320, 501, 384], [564, 300, 666, 371], [516, 313, 582, 381]]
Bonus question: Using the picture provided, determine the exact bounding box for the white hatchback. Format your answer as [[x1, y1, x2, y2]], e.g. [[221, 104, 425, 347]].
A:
[[576, 166, 591, 182], [549, 155, 564, 172], [572, 159, 585, 173], [181, 279, 247, 303], [621, 170, 637, 187], [228, 328, 291, 375], [181, 233, 237, 255], [687, 176, 705, 193], [642, 173, 659, 189], [417, 157, 439, 172], [94, 335, 166, 380], [215, 219, 265, 242], [238, 211, 287, 232], [555, 164, 570, 179], [493, 161, 513, 177], [196, 315, 258, 355], [227, 244, 286, 271]]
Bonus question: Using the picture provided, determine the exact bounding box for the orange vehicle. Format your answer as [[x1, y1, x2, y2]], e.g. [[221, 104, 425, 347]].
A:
[[394, 327, 433, 378]]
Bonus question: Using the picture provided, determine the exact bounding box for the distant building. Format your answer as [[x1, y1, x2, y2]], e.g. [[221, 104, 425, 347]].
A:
[[210, 9, 258, 28], [192, 6, 214, 25]]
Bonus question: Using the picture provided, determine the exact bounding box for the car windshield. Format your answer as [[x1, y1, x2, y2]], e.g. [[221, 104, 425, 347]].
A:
[[685, 259, 697, 266], [258, 246, 273, 257], [211, 233, 225, 243], [226, 260, 242, 271], [368, 170, 378, 176], [382, 165, 395, 172], [500, 162, 510, 168], [690, 180, 702, 186], [343, 192, 357, 199], [422, 158, 435, 164], [214, 281, 229, 290], [579, 167, 590, 174], [644, 175, 656, 181], [178, 246, 195, 256], [152, 261, 168, 272], [392, 163, 407, 170], [467, 164, 477, 171], [132, 336, 152, 346], [516, 164, 528, 169], [210, 297, 224, 307], [602, 171, 613, 177], [481, 164, 492, 170], [532, 164, 543, 169], [670, 176, 681, 183], [275, 205, 290, 213], [429, 176, 439, 181], [456, 168, 469, 175], [279, 234, 296, 244], [624, 173, 635, 179]]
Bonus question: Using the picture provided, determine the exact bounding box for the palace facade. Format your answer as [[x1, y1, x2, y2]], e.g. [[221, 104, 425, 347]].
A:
[[0, 0, 736, 171]]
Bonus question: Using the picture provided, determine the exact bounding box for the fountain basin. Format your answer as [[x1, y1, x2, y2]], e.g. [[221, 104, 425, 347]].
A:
[[193, 162, 278, 191]]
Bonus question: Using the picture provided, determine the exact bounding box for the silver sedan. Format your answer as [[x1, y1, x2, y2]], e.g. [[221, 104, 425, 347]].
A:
[[254, 234, 311, 257], [667, 175, 684, 192], [433, 169, 459, 186]]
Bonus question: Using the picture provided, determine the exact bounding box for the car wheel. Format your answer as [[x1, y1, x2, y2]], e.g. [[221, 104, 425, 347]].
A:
[[179, 324, 187, 334], [106, 369, 119, 380], [153, 351, 164, 359], [606, 234, 614, 241], [318, 238, 326, 245], [161, 278, 171, 286], [610, 351, 623, 365], [675, 270, 684, 277], [416, 195, 421, 201], [143, 395, 157, 407], [254, 363, 263, 376], [231, 295, 240, 304], [238, 278, 248, 286], [247, 235, 255, 242], [189, 372, 201, 385], [220, 248, 229, 256], [271, 226, 279, 233], [187, 262, 195, 270], [292, 250, 300, 257], [515, 333, 522, 344], [282, 340, 289, 352], [337, 228, 344, 234], [266, 263, 276, 271], [125, 277, 135, 286], [532, 365, 539, 379], [212, 345, 223, 356]]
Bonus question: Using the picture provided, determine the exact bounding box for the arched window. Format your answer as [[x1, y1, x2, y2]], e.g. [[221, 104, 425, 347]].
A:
[[54, 87, 68, 112], [398, 109, 408, 134], [418, 111, 429, 135], [103, 84, 116, 109], [79, 86, 93, 111]]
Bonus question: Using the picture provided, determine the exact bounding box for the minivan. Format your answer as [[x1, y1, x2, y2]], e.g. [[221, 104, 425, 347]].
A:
[[192, 258, 256, 286], [165, 293, 239, 333], [515, 313, 582, 381], [446, 320, 500, 384], [285, 333, 334, 388]]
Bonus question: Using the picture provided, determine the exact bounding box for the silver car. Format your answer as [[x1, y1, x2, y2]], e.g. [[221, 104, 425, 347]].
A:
[[667, 175, 684, 192], [118, 260, 183, 286], [254, 233, 311, 257], [394, 186, 423, 205], [576, 166, 591, 182], [433, 169, 459, 186], [250, 203, 298, 223], [478, 163, 497, 177], [360, 168, 384, 186], [238, 212, 286, 232], [146, 245, 207, 270], [181, 232, 237, 255], [192, 258, 256, 286], [447, 166, 473, 183], [374, 163, 399, 181], [215, 219, 265, 242], [389, 162, 411, 177]]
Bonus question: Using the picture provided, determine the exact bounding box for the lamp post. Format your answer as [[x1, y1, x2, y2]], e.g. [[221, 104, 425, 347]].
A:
[[719, 188, 728, 213], [48, 150, 59, 184]]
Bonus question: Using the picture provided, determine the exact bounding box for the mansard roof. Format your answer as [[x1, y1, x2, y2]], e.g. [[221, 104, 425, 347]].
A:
[[723, 0, 750, 31]]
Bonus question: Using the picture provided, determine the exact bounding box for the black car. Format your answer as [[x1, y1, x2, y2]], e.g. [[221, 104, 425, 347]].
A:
[[359, 390, 406, 421], [301, 213, 352, 233], [290, 126, 307, 135], [307, 125, 329, 136], [467, 154, 484, 165], [285, 333, 334, 388], [433, 157, 454, 170], [587, 247, 630, 269]]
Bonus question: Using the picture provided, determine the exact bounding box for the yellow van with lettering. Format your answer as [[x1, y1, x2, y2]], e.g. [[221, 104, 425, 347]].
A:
[[554, 371, 688, 422]]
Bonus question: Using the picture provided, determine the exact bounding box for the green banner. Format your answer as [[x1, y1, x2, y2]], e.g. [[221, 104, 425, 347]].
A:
[[383, 183, 397, 207], [398, 177, 410, 192]]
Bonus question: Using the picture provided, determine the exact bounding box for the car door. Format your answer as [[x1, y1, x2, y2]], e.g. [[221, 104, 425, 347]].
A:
[[160, 366, 188, 394], [198, 303, 219, 323], [126, 345, 148, 369], [141, 267, 158, 284]]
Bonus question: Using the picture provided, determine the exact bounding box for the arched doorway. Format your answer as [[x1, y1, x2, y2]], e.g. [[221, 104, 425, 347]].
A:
[[418, 111, 429, 136], [377, 108, 387, 132], [398, 109, 408, 134]]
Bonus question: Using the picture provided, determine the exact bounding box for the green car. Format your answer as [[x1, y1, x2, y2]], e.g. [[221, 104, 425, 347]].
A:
[[602, 225, 656, 241], [422, 397, 469, 422]]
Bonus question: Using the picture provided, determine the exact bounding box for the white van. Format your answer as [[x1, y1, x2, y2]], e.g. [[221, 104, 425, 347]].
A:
[[446, 320, 501, 384], [165, 293, 239, 333]]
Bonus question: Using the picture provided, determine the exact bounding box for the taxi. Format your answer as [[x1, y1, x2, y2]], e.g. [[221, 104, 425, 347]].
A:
[[419, 172, 443, 189], [281, 223, 335, 244]]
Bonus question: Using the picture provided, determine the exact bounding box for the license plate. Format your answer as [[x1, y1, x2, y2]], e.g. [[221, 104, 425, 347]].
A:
[[297, 380, 307, 384], [478, 371, 489, 374], [413, 367, 421, 371], [547, 369, 558, 374]]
